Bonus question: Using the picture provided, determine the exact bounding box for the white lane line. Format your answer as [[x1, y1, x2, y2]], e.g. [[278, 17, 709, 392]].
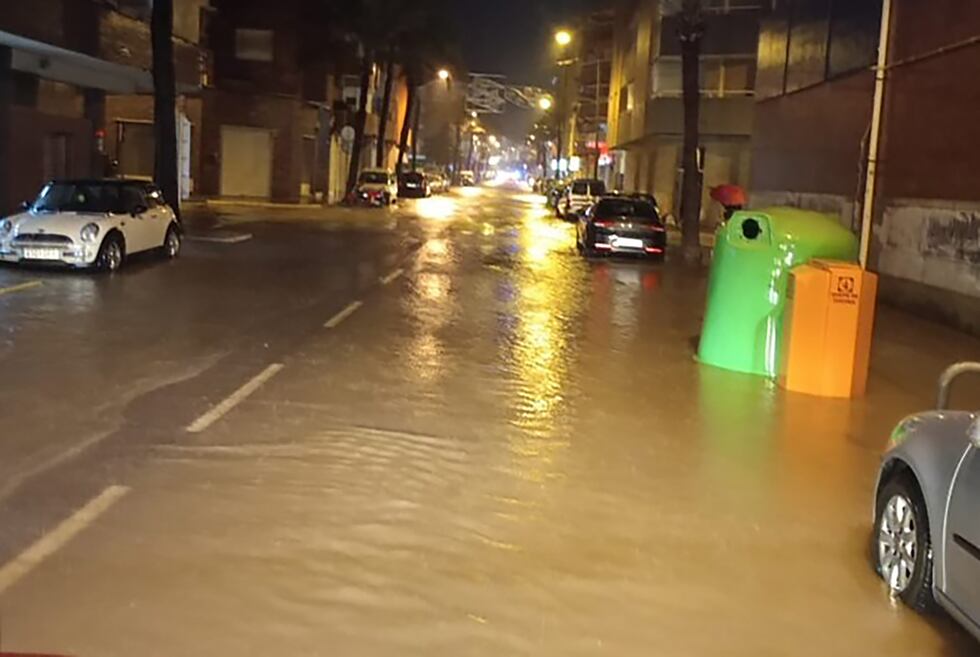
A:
[[186, 233, 253, 244], [0, 485, 130, 595], [186, 363, 284, 433], [0, 280, 42, 296], [380, 268, 404, 285], [324, 300, 363, 329]]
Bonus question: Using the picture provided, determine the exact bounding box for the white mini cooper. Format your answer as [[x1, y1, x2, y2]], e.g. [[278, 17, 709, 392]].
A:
[[0, 179, 182, 272]]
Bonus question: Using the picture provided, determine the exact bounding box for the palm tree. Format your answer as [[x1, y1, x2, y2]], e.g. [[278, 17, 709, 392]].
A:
[[375, 54, 396, 167], [151, 0, 180, 219], [677, 0, 705, 264], [392, 4, 461, 175]]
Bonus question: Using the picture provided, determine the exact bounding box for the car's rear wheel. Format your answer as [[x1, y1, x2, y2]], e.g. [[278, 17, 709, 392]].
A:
[[163, 224, 181, 259], [96, 234, 125, 272], [875, 475, 935, 611]]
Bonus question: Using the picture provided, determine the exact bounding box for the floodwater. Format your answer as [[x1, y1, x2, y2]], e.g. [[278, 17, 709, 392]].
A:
[[0, 187, 977, 656]]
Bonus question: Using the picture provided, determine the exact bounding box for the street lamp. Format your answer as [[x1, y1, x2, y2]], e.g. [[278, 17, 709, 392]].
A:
[[554, 29, 573, 47], [538, 96, 553, 111], [437, 68, 450, 81]]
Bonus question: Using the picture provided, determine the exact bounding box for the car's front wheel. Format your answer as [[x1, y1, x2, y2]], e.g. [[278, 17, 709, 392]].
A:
[[874, 475, 935, 611], [96, 234, 125, 272], [163, 224, 181, 259]]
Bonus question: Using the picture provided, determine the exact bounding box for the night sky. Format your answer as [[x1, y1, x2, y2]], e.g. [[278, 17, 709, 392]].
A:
[[453, 0, 604, 138], [454, 0, 599, 85]]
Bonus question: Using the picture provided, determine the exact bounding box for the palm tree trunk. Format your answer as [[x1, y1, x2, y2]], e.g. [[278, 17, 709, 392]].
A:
[[396, 75, 416, 175], [375, 56, 395, 168], [346, 52, 373, 197], [679, 0, 704, 264], [151, 0, 180, 219]]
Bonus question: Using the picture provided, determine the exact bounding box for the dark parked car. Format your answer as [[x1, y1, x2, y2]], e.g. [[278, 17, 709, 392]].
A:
[[398, 171, 430, 198], [576, 196, 666, 259]]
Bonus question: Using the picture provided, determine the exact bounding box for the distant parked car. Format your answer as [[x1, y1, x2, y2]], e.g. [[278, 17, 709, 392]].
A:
[[873, 362, 980, 642], [547, 182, 568, 214], [355, 169, 397, 206], [576, 196, 666, 259], [559, 178, 606, 220], [0, 179, 181, 272], [427, 173, 448, 194], [460, 170, 476, 186], [399, 171, 431, 198]]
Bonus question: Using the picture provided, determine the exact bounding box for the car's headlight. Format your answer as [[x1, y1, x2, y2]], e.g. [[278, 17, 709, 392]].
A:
[[80, 223, 100, 243], [0, 219, 12, 236]]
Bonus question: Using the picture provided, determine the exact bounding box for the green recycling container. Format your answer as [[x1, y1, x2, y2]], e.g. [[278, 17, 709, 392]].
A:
[[698, 207, 858, 377]]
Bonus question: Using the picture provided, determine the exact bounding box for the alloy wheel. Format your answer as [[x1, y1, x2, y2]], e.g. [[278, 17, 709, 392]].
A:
[[878, 494, 918, 593], [165, 230, 181, 258]]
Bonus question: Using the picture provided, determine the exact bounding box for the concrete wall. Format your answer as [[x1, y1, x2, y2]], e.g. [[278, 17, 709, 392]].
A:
[[749, 0, 980, 335], [199, 88, 304, 202], [750, 70, 873, 198]]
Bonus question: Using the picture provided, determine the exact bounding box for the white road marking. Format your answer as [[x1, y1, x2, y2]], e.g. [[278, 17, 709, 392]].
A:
[[186, 363, 284, 433], [380, 268, 404, 285], [0, 280, 42, 296], [186, 233, 253, 244], [324, 300, 363, 328], [0, 485, 130, 594]]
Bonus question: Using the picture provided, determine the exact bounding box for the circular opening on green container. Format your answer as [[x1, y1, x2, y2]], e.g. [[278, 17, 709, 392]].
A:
[[741, 218, 762, 240]]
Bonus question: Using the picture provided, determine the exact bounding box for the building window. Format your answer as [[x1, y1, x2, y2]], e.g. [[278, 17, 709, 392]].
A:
[[235, 29, 274, 63], [652, 59, 682, 96], [618, 84, 630, 114], [701, 0, 765, 11], [651, 56, 755, 97]]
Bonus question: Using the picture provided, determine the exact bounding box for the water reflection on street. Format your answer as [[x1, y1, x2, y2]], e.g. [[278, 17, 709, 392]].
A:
[[0, 187, 976, 656]]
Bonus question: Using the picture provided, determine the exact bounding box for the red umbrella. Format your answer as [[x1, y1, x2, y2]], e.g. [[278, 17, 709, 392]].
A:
[[710, 184, 747, 207]]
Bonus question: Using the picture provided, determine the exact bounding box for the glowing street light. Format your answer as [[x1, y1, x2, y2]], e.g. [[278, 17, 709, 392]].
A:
[[538, 96, 553, 111], [437, 68, 450, 81], [555, 29, 573, 47]]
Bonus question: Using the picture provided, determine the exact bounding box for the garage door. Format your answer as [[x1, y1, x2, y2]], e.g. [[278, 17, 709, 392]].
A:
[[220, 126, 273, 198]]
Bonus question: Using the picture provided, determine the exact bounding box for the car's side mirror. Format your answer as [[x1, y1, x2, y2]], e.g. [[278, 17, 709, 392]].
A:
[[20, 201, 30, 211], [131, 204, 148, 217]]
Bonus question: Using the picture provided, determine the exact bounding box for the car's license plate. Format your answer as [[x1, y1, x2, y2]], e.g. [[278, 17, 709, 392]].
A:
[[23, 248, 62, 260], [613, 237, 643, 249]]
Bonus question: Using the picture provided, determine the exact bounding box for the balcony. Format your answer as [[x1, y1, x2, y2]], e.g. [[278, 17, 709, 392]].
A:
[[644, 95, 754, 137]]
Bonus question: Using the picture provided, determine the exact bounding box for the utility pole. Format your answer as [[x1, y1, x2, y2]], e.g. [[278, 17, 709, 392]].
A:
[[593, 56, 601, 180]]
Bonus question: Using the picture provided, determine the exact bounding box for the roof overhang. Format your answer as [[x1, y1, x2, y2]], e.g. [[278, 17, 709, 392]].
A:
[[1, 30, 198, 95]]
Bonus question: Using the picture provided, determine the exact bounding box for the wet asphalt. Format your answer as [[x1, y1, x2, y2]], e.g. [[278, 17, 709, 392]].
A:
[[0, 186, 978, 656]]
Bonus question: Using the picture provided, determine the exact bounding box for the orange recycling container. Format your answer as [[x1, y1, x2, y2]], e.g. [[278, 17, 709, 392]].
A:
[[779, 260, 878, 398]]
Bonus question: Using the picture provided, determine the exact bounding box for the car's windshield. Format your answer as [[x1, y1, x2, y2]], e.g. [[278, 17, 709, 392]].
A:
[[32, 183, 133, 214], [595, 198, 660, 222], [403, 173, 423, 183], [359, 172, 389, 184], [571, 180, 605, 196]]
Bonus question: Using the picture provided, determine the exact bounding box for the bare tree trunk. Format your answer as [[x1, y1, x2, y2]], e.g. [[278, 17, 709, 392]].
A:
[[375, 55, 395, 168], [396, 75, 416, 175], [346, 52, 373, 197], [679, 0, 704, 265], [411, 91, 420, 170], [151, 0, 180, 219]]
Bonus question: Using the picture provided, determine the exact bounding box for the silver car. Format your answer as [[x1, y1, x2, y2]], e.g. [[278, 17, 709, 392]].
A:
[[873, 362, 980, 640]]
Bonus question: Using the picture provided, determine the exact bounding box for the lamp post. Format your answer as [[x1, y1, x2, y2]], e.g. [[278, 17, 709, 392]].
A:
[[554, 29, 574, 181]]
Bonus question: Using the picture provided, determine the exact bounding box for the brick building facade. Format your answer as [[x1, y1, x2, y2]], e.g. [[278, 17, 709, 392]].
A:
[[0, 0, 207, 213], [750, 0, 980, 334]]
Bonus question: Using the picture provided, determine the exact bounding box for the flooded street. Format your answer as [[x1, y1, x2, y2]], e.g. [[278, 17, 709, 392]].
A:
[[0, 187, 977, 655]]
